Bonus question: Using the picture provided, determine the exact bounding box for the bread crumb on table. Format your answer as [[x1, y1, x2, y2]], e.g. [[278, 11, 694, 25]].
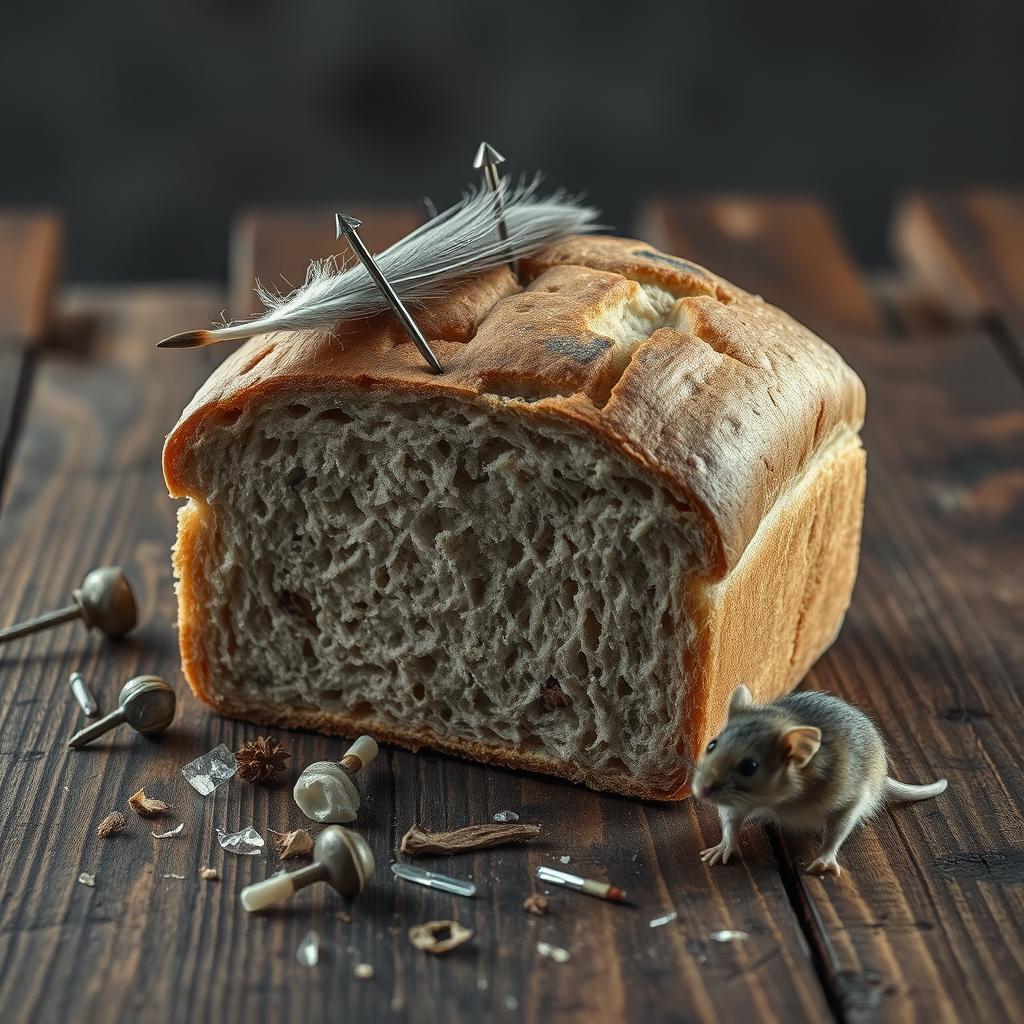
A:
[[96, 812, 126, 838]]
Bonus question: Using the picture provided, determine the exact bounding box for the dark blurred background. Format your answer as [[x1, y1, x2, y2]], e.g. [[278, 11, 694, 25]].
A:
[[3, 0, 1022, 282]]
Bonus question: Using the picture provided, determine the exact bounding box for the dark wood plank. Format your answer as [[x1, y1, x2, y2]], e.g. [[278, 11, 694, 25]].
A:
[[641, 197, 1024, 1022], [893, 191, 1024, 372], [0, 212, 63, 497], [229, 205, 425, 319]]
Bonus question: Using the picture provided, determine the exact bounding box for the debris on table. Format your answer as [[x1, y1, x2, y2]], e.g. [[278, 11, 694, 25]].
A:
[[162, 873, 186, 880], [182, 744, 237, 796], [536, 865, 627, 903], [217, 825, 265, 855], [296, 931, 320, 967], [128, 788, 169, 818], [270, 828, 314, 859], [709, 929, 749, 943], [522, 893, 550, 916], [96, 812, 126, 838], [78, 872, 96, 887], [537, 941, 571, 963], [235, 736, 291, 783], [493, 810, 520, 822], [354, 963, 374, 979], [650, 911, 678, 928], [400, 822, 540, 855], [200, 867, 219, 881], [152, 822, 184, 839], [408, 920, 473, 955], [336, 910, 353, 923], [559, 855, 571, 864], [391, 863, 476, 897]]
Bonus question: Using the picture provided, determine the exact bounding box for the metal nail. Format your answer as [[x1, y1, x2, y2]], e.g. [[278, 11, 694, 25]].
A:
[[68, 671, 99, 717], [334, 213, 444, 375], [0, 567, 137, 646], [67, 675, 176, 749], [473, 141, 515, 275]]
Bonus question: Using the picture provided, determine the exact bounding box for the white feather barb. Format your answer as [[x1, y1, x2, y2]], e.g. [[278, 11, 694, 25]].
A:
[[158, 179, 601, 348]]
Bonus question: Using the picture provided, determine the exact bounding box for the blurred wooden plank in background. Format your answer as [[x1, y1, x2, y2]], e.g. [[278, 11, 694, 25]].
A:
[[894, 190, 1024, 373], [0, 212, 62, 497], [641, 196, 1024, 1024]]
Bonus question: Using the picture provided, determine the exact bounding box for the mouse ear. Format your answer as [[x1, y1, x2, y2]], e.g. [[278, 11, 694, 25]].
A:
[[781, 726, 822, 767], [727, 685, 752, 718]]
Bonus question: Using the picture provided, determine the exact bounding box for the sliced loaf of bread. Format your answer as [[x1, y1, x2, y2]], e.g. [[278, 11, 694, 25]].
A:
[[163, 235, 865, 799]]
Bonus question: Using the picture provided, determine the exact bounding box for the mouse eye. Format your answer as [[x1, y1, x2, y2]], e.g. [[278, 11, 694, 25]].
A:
[[737, 758, 758, 776], [706, 738, 717, 753]]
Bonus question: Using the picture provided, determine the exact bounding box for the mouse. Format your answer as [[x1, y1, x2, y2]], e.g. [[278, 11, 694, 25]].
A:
[[690, 684, 947, 877]]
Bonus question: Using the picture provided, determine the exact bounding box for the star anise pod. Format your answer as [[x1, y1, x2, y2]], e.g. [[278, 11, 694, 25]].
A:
[[235, 736, 291, 783]]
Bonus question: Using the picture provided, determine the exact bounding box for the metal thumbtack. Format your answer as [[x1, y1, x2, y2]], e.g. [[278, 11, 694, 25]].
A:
[[334, 213, 444, 375], [67, 675, 176, 749], [473, 141, 515, 274], [68, 671, 99, 718], [293, 735, 379, 823], [0, 566, 137, 647], [240, 826, 375, 912]]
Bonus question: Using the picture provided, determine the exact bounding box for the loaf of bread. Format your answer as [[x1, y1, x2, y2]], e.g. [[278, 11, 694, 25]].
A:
[[163, 235, 865, 800]]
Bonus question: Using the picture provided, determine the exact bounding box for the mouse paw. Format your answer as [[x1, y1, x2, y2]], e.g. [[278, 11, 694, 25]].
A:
[[807, 855, 842, 878], [700, 841, 736, 866]]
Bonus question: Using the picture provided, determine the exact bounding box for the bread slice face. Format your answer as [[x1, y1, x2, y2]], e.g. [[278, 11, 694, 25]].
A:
[[164, 236, 866, 799]]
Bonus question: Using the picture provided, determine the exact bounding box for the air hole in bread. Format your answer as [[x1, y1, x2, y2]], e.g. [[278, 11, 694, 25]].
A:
[[286, 403, 311, 418], [219, 407, 243, 425], [317, 408, 353, 426]]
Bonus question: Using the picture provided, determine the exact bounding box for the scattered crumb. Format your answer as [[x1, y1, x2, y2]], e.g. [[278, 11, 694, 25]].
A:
[[354, 963, 374, 979], [408, 920, 473, 955], [78, 872, 95, 887], [270, 828, 314, 859], [477, 978, 489, 992], [336, 910, 353, 923], [200, 867, 220, 881], [235, 736, 291, 783], [162, 873, 186, 880], [537, 941, 571, 963], [96, 812, 126, 838], [709, 929, 749, 943], [151, 823, 184, 839], [522, 893, 550, 916], [129, 788, 169, 818], [559, 855, 570, 864]]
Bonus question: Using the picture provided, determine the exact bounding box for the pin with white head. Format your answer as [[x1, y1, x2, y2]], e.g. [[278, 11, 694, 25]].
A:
[[240, 826, 375, 912], [293, 735, 378, 823]]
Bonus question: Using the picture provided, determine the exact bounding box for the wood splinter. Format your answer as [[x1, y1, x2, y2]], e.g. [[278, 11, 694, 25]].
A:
[[400, 822, 541, 856]]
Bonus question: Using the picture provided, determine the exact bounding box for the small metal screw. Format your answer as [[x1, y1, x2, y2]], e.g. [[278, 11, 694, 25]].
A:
[[67, 675, 176, 749], [0, 567, 137, 646], [240, 826, 375, 912], [68, 671, 99, 717]]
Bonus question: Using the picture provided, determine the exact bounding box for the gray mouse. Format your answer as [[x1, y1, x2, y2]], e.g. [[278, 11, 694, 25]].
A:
[[691, 685, 947, 877]]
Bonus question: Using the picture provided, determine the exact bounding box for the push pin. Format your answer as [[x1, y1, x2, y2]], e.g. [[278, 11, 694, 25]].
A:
[[0, 566, 137, 647], [67, 675, 176, 749], [293, 735, 378, 823], [335, 213, 444, 375], [240, 826, 375, 912]]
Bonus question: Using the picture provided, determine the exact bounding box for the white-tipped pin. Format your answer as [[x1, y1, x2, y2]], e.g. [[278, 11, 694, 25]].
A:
[[293, 735, 379, 823]]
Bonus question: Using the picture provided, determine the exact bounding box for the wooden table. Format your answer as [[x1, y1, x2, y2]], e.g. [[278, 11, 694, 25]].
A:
[[0, 192, 1021, 1023]]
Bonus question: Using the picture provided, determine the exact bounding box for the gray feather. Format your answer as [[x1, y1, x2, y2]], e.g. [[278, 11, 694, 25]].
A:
[[212, 179, 599, 345]]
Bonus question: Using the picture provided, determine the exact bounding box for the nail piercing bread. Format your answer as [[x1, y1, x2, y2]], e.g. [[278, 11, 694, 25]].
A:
[[163, 235, 866, 799], [692, 685, 947, 875]]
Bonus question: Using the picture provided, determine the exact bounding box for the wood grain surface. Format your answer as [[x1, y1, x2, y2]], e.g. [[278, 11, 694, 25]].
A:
[[643, 196, 1024, 1023], [0, 192, 1021, 1023]]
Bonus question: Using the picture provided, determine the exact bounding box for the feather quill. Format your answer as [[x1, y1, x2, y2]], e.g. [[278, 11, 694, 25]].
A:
[[158, 179, 600, 349]]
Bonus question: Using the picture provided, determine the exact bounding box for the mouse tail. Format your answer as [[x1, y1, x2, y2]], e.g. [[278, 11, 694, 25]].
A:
[[884, 776, 948, 802]]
